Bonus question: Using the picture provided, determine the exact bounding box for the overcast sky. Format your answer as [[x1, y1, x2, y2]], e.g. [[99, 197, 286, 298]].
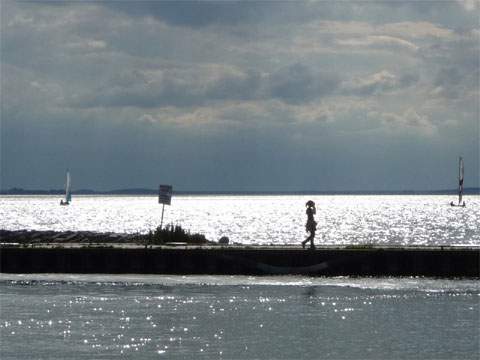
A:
[[1, 0, 479, 191]]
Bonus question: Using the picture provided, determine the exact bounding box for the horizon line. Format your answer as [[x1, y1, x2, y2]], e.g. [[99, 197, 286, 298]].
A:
[[1, 187, 479, 195]]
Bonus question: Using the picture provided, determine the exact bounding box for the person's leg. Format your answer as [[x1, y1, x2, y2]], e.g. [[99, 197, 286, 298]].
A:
[[301, 236, 307, 248], [309, 231, 315, 249], [302, 231, 311, 248]]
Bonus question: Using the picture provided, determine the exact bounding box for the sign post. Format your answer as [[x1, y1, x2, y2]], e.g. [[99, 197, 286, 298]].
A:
[[158, 185, 173, 230]]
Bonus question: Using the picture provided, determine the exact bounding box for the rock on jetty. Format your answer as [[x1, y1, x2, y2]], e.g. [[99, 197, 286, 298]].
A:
[[0, 229, 140, 244]]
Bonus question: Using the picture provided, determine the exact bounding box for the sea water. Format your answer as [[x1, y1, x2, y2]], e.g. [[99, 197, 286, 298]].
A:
[[1, 195, 479, 359], [0, 274, 479, 359], [1, 194, 479, 245]]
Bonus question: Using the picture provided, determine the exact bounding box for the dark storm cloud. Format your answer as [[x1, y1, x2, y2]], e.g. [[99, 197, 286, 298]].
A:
[[71, 63, 340, 109], [424, 30, 480, 99], [205, 69, 261, 101], [433, 64, 479, 99], [384, 1, 479, 28], [102, 1, 338, 28], [103, 1, 480, 29], [267, 64, 339, 105], [70, 66, 262, 109], [434, 67, 464, 98], [103, 1, 273, 28]]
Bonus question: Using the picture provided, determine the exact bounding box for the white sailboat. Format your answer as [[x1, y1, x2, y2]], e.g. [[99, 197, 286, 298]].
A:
[[60, 170, 72, 206], [450, 157, 465, 207]]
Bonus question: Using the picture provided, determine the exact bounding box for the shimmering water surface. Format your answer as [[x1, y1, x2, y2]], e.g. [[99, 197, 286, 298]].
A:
[[0, 274, 479, 360], [1, 195, 479, 245]]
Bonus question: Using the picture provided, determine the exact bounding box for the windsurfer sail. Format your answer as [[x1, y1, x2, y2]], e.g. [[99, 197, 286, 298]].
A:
[[60, 170, 71, 205], [450, 157, 465, 207]]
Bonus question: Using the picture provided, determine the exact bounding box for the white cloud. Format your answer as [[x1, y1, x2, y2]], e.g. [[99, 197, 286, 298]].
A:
[[134, 106, 225, 129], [337, 35, 419, 52], [341, 70, 419, 96], [378, 22, 455, 39], [369, 109, 436, 136], [309, 20, 375, 35], [66, 39, 107, 51], [456, 0, 480, 11], [137, 114, 156, 125], [343, 70, 397, 93]]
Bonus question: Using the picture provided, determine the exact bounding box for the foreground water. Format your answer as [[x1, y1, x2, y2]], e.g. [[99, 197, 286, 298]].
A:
[[0, 274, 478, 359], [1, 195, 479, 245]]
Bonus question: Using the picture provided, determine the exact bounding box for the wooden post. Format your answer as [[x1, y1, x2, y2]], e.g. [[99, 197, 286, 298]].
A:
[[160, 203, 165, 230]]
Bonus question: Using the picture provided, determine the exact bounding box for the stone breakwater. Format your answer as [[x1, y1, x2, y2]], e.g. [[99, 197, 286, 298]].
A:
[[0, 229, 140, 244]]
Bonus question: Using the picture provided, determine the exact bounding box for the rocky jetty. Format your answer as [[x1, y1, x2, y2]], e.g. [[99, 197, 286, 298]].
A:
[[0, 229, 141, 244]]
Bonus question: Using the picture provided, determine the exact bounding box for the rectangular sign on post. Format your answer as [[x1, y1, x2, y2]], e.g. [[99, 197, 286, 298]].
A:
[[159, 185, 173, 205]]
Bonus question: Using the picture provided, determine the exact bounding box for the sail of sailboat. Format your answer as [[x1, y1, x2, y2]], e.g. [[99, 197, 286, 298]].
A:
[[458, 157, 464, 205], [60, 170, 71, 205], [451, 157, 465, 207], [65, 171, 72, 203]]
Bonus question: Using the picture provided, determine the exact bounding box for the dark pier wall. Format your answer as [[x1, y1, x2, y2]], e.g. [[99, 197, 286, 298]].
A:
[[1, 247, 479, 277]]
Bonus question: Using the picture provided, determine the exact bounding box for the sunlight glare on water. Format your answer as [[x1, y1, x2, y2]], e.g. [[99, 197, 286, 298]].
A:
[[0, 274, 478, 360], [1, 194, 479, 245]]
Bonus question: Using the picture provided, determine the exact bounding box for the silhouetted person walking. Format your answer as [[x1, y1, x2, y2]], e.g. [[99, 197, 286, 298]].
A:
[[302, 200, 317, 250]]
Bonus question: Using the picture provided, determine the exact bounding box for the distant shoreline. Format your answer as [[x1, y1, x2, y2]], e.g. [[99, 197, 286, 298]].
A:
[[1, 187, 479, 196]]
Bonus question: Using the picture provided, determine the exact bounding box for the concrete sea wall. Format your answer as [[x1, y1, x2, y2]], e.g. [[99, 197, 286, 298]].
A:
[[1, 245, 478, 277]]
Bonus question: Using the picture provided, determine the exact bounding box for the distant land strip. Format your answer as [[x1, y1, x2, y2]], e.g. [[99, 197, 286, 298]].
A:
[[1, 187, 479, 196]]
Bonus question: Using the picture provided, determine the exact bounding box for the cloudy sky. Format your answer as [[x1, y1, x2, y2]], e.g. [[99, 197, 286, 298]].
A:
[[1, 0, 479, 191]]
